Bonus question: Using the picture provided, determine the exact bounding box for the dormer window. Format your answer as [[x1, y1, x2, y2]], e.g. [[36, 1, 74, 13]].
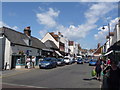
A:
[[29, 39, 32, 46], [23, 38, 32, 46]]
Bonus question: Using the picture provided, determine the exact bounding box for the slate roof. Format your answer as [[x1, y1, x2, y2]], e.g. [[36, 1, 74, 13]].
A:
[[1, 26, 47, 50], [44, 40, 59, 50]]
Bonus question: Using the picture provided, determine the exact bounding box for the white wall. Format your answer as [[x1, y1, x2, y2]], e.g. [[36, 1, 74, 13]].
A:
[[117, 24, 120, 42], [59, 36, 69, 53], [69, 46, 74, 55], [111, 24, 120, 46], [106, 40, 109, 52], [4, 38, 11, 69], [41, 33, 59, 48]]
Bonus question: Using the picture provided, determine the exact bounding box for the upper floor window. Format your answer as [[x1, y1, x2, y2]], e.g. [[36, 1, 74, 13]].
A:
[[29, 39, 32, 46]]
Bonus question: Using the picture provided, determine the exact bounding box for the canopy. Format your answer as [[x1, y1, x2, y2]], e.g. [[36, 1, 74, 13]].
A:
[[55, 51, 62, 56]]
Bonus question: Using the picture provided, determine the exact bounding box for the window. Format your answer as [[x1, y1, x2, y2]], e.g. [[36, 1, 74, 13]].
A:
[[29, 39, 32, 46]]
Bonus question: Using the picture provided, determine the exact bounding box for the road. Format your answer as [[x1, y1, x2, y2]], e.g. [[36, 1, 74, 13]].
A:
[[2, 63, 102, 89]]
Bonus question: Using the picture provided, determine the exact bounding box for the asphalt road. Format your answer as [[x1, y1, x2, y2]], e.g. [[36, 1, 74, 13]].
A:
[[2, 63, 102, 89]]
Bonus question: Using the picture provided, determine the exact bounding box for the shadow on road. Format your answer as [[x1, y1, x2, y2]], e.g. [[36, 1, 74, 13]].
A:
[[83, 77, 97, 81]]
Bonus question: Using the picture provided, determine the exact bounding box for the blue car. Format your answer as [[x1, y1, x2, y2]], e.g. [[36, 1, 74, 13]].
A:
[[56, 58, 65, 66], [39, 57, 57, 69], [77, 59, 84, 64], [89, 59, 97, 66]]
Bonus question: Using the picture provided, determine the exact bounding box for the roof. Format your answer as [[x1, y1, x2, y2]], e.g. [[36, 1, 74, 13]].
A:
[[1, 26, 47, 50], [49, 32, 59, 41], [44, 40, 59, 50], [93, 46, 102, 55]]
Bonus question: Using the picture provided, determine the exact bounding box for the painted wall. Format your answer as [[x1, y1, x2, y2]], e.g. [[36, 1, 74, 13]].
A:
[[4, 38, 11, 69], [59, 36, 69, 53], [0, 37, 5, 70], [41, 33, 59, 48], [117, 24, 120, 42]]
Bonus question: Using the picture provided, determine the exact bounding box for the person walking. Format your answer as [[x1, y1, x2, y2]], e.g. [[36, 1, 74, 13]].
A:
[[95, 58, 102, 81], [26, 56, 31, 69], [103, 60, 120, 90], [107, 59, 111, 66]]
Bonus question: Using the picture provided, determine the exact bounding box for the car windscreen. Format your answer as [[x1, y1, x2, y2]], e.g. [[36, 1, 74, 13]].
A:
[[64, 58, 69, 59], [44, 58, 51, 61], [57, 59, 63, 61], [90, 59, 97, 62]]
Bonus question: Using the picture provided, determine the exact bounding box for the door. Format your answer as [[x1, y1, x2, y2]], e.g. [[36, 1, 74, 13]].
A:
[[11, 56, 17, 69]]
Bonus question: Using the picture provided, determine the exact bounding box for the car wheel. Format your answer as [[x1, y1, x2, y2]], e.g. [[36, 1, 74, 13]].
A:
[[54, 65, 57, 68], [39, 66, 41, 69]]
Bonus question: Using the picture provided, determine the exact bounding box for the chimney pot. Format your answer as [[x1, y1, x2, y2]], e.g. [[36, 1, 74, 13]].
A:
[[24, 26, 31, 36]]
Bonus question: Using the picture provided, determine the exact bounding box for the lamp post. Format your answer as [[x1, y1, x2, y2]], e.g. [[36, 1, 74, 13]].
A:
[[102, 23, 111, 48]]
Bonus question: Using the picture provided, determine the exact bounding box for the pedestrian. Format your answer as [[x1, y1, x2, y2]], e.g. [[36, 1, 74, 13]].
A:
[[91, 67, 97, 79], [26, 56, 31, 69], [103, 60, 120, 90], [27, 61, 31, 69], [107, 59, 111, 66], [32, 56, 36, 68], [95, 58, 102, 80]]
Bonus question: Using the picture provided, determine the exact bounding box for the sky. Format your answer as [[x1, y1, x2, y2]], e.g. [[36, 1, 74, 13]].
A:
[[1, 2, 119, 49]]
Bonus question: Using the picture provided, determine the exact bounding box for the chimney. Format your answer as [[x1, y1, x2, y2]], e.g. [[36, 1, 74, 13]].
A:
[[97, 43, 100, 48], [109, 32, 114, 36], [24, 26, 31, 36], [50, 32, 54, 35], [58, 32, 61, 35], [106, 35, 109, 39]]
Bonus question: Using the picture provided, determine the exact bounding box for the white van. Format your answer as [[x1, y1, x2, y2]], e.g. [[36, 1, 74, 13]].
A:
[[64, 56, 71, 65]]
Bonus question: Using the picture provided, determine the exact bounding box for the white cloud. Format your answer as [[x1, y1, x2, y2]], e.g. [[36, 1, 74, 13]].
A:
[[56, 3, 116, 41], [39, 29, 48, 38], [94, 17, 119, 42], [38, 3, 117, 43], [0, 21, 18, 30], [36, 8, 60, 28]]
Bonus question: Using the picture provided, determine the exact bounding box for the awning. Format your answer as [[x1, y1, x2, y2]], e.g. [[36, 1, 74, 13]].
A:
[[42, 48, 53, 52], [55, 51, 62, 56], [104, 50, 113, 56]]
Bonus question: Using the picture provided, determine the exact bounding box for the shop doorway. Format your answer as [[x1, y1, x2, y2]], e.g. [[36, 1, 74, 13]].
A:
[[11, 55, 25, 69]]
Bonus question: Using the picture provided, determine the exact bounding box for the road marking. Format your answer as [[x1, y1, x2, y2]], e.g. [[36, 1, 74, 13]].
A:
[[1, 70, 31, 78], [2, 83, 47, 88]]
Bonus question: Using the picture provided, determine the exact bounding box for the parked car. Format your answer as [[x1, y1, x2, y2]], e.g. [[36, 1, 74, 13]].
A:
[[89, 59, 97, 66], [56, 58, 65, 66], [77, 59, 84, 64], [39, 57, 57, 69], [84, 58, 89, 63], [71, 58, 76, 63], [64, 57, 71, 65]]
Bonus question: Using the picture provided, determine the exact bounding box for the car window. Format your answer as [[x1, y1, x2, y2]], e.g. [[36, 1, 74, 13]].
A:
[[44, 58, 51, 61], [64, 58, 69, 59], [90, 59, 97, 62]]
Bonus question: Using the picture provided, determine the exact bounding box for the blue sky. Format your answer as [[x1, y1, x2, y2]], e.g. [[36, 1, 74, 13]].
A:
[[1, 2, 119, 49]]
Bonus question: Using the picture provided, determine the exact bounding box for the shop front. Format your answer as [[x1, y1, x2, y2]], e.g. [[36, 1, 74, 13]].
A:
[[11, 54, 26, 69]]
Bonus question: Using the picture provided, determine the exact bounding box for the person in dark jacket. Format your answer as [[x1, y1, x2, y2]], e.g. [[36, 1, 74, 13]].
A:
[[103, 60, 120, 90], [95, 58, 102, 80]]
